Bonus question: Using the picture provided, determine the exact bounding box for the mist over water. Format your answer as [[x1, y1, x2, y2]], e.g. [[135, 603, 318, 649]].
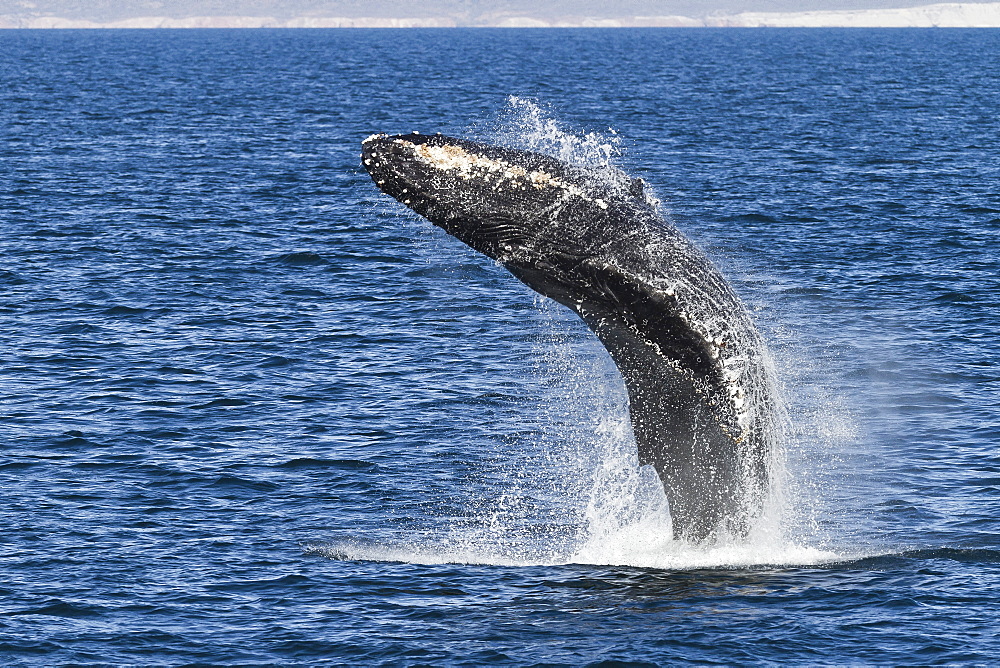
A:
[[3, 28, 999, 665]]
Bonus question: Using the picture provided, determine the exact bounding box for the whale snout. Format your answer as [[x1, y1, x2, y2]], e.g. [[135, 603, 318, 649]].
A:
[[362, 132, 460, 212], [361, 133, 405, 185]]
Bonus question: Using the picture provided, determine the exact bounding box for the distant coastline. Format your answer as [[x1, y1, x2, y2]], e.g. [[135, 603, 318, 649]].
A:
[[3, 1, 1000, 29]]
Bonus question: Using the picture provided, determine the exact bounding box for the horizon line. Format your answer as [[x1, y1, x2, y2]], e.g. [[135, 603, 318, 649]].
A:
[[4, 2, 1000, 30]]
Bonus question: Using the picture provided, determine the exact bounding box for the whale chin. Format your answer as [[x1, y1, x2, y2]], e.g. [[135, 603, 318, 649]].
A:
[[363, 132, 777, 542]]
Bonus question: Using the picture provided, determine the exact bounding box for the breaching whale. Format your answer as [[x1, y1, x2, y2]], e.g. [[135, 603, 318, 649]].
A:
[[361, 132, 777, 541]]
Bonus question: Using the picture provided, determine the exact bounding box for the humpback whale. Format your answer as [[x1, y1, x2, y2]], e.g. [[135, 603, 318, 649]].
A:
[[361, 132, 777, 541]]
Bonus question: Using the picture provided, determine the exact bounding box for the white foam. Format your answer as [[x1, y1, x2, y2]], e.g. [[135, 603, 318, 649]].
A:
[[306, 525, 842, 569]]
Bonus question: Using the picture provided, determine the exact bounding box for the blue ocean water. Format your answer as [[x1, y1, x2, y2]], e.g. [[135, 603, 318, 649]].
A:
[[2, 27, 999, 664]]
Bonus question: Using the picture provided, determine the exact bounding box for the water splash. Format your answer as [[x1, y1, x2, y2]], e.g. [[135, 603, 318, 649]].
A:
[[485, 97, 663, 211], [489, 96, 621, 169], [526, 298, 830, 569], [332, 100, 843, 570]]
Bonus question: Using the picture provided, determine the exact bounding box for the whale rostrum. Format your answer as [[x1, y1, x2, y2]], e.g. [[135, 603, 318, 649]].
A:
[[362, 132, 777, 541]]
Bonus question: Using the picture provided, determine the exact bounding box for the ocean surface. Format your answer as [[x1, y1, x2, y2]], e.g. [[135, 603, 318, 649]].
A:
[[2, 28, 999, 664]]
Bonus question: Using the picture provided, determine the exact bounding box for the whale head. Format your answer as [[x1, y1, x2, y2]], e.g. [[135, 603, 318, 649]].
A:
[[361, 133, 648, 273]]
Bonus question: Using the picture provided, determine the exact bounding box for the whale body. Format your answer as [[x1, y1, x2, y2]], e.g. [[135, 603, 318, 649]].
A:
[[361, 132, 777, 541]]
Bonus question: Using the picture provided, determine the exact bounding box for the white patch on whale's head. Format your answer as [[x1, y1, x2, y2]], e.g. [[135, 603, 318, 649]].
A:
[[385, 138, 608, 208]]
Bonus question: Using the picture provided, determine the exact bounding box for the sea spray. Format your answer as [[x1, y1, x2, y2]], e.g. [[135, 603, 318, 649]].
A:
[[341, 98, 838, 568], [488, 96, 621, 169], [491, 99, 798, 558]]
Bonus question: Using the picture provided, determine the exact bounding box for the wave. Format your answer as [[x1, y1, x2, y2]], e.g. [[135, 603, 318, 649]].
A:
[[828, 547, 1000, 568]]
